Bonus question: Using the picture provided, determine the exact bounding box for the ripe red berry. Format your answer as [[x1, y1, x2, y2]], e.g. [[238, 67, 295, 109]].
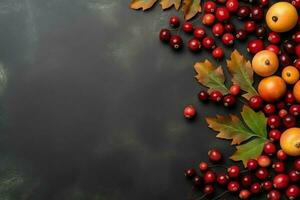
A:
[[184, 168, 196, 178], [169, 35, 183, 50], [285, 91, 296, 106], [247, 159, 258, 171], [255, 26, 267, 38], [267, 190, 281, 200], [244, 21, 256, 33], [239, 189, 251, 199], [268, 32, 281, 44], [236, 29, 247, 40], [267, 115, 281, 129], [224, 23, 235, 33], [251, 183, 261, 194], [266, 44, 280, 55], [241, 175, 252, 187], [183, 105, 196, 119], [256, 167, 269, 180], [259, 0, 269, 7], [217, 173, 229, 185], [262, 181, 273, 191], [278, 108, 287, 118], [248, 95, 263, 110], [222, 33, 234, 46], [263, 142, 276, 155], [212, 23, 224, 37], [272, 161, 285, 173], [286, 185, 300, 200], [237, 6, 251, 19], [295, 44, 300, 58], [216, 7, 230, 22], [291, 0, 300, 9], [198, 161, 209, 172], [198, 91, 209, 101], [204, 171, 216, 184], [202, 14, 215, 26], [202, 36, 216, 49], [182, 22, 194, 33], [247, 39, 264, 54], [289, 104, 300, 116], [226, 0, 239, 13], [283, 40, 295, 55], [282, 114, 296, 128], [212, 47, 224, 60], [204, 1, 217, 13], [250, 6, 264, 21], [227, 181, 240, 192], [193, 27, 206, 39], [169, 16, 180, 28], [288, 170, 300, 182], [295, 59, 300, 70], [292, 31, 300, 43], [264, 104, 276, 115], [230, 85, 240, 95], [188, 38, 201, 51], [273, 174, 289, 189], [193, 175, 202, 186], [208, 149, 222, 162], [210, 90, 223, 102], [159, 29, 171, 42], [276, 101, 286, 110], [276, 149, 287, 160], [269, 129, 281, 141], [227, 165, 240, 178], [203, 185, 214, 194], [279, 52, 292, 67], [258, 155, 271, 167], [294, 158, 300, 171]]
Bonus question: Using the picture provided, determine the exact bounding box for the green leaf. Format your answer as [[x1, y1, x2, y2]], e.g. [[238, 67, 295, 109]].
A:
[[227, 50, 258, 100], [194, 60, 229, 95], [230, 138, 267, 166], [241, 105, 267, 138]]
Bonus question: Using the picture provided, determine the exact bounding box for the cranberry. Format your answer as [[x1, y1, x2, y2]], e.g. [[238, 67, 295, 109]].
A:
[[250, 6, 264, 21], [202, 13, 215, 26], [159, 29, 171, 42], [269, 129, 281, 141], [241, 175, 252, 187], [194, 27, 206, 39], [237, 6, 251, 19], [247, 159, 258, 171], [188, 38, 201, 51], [230, 85, 240, 95], [184, 168, 196, 178], [264, 104, 276, 115], [289, 104, 300, 116], [212, 47, 224, 60], [244, 21, 256, 33], [258, 155, 271, 167], [227, 181, 240, 192], [169, 35, 183, 50], [276, 101, 286, 110], [268, 32, 281, 44], [204, 1, 217, 13], [204, 171, 216, 184], [198, 161, 208, 172], [224, 23, 235, 33], [202, 36, 216, 50], [210, 90, 223, 102], [247, 39, 264, 54], [256, 167, 269, 180], [222, 33, 234, 46], [288, 170, 300, 182], [255, 26, 267, 38], [226, 0, 239, 13], [292, 31, 300, 43], [251, 183, 262, 194], [277, 149, 287, 160], [236, 29, 247, 40], [286, 185, 300, 200], [291, 0, 300, 9], [278, 109, 288, 118], [193, 175, 202, 186], [203, 185, 214, 195], [216, 7, 230, 22], [248, 95, 263, 110], [273, 174, 289, 189], [259, 0, 269, 7], [294, 59, 300, 70], [263, 142, 276, 155], [262, 181, 273, 191], [266, 44, 280, 55], [283, 40, 295, 55], [267, 115, 281, 129], [279, 52, 291, 66], [212, 23, 224, 37], [198, 90, 209, 101], [208, 149, 222, 162], [169, 16, 180, 28], [273, 161, 285, 173], [295, 44, 300, 58], [239, 189, 251, 199], [282, 114, 296, 128], [285, 91, 296, 106], [216, 0, 227, 4], [294, 158, 300, 170], [183, 105, 196, 119], [227, 165, 240, 178], [182, 22, 194, 33], [217, 173, 229, 185], [267, 190, 281, 200]]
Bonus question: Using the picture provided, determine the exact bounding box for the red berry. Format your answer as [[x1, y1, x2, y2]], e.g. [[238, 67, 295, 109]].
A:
[[247, 39, 264, 54], [273, 174, 289, 189], [292, 31, 300, 43], [208, 149, 222, 162], [193, 175, 202, 186], [268, 32, 281, 44], [289, 104, 300, 116], [202, 14, 215, 26], [269, 129, 281, 141], [244, 21, 256, 33], [286, 185, 300, 200], [204, 171, 216, 184], [294, 158, 300, 170], [267, 190, 281, 200], [198, 161, 208, 172], [182, 22, 194, 33], [247, 159, 258, 171], [224, 23, 235, 33], [241, 175, 252, 187], [237, 6, 251, 19], [263, 142, 276, 155], [204, 1, 217, 13], [250, 6, 264, 21], [279, 52, 292, 67], [202, 36, 216, 49], [264, 104, 276, 115], [183, 105, 196, 119], [212, 47, 224, 60], [210, 90, 223, 102], [296, 44, 300, 58], [291, 0, 300, 9], [184, 168, 196, 178], [259, 0, 269, 7], [248, 95, 263, 110], [203, 185, 214, 194], [262, 181, 273, 191], [217, 173, 229, 185], [258, 155, 271, 167], [278, 109, 288, 118], [227, 165, 240, 178], [193, 27, 206, 39], [267, 115, 281, 129], [256, 167, 269, 180], [250, 183, 261, 194], [226, 0, 239, 13], [239, 189, 251, 199], [230, 85, 240, 95], [266, 44, 280, 55], [288, 170, 300, 182], [212, 23, 224, 37], [276, 149, 287, 160], [188, 38, 201, 51], [216, 7, 230, 22], [285, 91, 296, 106], [255, 26, 267, 38], [222, 33, 234, 46], [198, 91, 209, 101], [284, 40, 295, 55], [236, 29, 247, 40], [159, 29, 171, 42], [272, 161, 285, 173], [169, 35, 183, 50], [295, 59, 300, 71], [227, 181, 240, 192], [169, 16, 180, 28], [276, 101, 286, 110], [282, 114, 296, 128]]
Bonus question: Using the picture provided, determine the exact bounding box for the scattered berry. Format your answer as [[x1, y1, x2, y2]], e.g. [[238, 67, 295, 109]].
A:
[[159, 29, 171, 42], [169, 35, 183, 50], [248, 95, 263, 110], [227, 181, 240, 192], [182, 22, 194, 33], [169, 16, 180, 28], [273, 174, 290, 189], [212, 47, 224, 60], [183, 105, 196, 119], [208, 149, 222, 162]]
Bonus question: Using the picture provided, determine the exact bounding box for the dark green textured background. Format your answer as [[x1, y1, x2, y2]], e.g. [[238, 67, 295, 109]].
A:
[[0, 0, 264, 199]]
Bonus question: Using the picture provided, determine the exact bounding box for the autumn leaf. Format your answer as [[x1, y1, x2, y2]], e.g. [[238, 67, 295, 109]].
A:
[[182, 0, 201, 20], [227, 50, 258, 100], [130, 0, 158, 11], [160, 0, 182, 10], [194, 60, 229, 95], [230, 138, 266, 166]]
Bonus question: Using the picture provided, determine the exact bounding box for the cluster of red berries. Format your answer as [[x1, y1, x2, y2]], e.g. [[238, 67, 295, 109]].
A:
[[185, 148, 300, 199]]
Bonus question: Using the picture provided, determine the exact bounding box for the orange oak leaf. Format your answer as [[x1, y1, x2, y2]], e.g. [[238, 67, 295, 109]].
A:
[[130, 0, 158, 11], [182, 0, 201, 20], [160, 0, 182, 10]]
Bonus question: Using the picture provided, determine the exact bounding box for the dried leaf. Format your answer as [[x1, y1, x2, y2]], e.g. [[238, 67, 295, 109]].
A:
[[182, 0, 201, 20], [230, 138, 266, 166], [160, 0, 182, 10], [194, 60, 229, 95], [227, 50, 258, 100], [130, 0, 158, 11]]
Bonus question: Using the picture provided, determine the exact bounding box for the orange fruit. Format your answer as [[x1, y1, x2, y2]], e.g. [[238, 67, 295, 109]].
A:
[[266, 2, 298, 32], [252, 50, 279, 77], [258, 76, 286, 102], [280, 128, 300, 156], [293, 80, 300, 103], [282, 66, 300, 84]]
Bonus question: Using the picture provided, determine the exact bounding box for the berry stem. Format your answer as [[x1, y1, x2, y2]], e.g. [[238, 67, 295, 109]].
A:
[[211, 191, 229, 200]]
